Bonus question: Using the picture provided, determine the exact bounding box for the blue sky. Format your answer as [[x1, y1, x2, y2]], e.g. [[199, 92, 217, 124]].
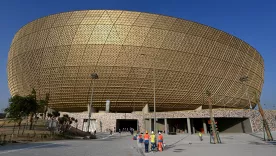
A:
[[0, 0, 275, 110]]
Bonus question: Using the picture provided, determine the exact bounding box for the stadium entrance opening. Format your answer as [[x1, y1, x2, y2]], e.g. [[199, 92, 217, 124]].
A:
[[215, 118, 252, 133], [167, 118, 187, 134], [191, 118, 252, 134], [116, 119, 137, 132], [192, 118, 206, 134]]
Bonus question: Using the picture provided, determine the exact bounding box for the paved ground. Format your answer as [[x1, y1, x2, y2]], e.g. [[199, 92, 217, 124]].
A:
[[0, 132, 275, 156], [0, 133, 141, 156], [250, 131, 276, 141], [151, 133, 276, 156]]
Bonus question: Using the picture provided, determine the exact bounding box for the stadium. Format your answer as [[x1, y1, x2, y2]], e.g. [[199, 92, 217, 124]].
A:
[[7, 10, 276, 134]]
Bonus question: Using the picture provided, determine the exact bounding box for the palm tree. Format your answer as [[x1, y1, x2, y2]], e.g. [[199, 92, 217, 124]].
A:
[[206, 90, 219, 144], [254, 92, 273, 141]]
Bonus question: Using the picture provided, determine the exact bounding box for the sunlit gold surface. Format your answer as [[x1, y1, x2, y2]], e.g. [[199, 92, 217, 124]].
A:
[[7, 10, 264, 112]]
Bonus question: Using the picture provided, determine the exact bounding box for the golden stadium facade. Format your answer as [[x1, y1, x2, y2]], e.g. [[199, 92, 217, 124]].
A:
[[7, 10, 264, 112]]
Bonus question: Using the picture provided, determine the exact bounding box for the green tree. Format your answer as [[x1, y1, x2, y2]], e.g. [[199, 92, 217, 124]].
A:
[[58, 114, 73, 134], [5, 95, 29, 135], [5, 89, 45, 134], [52, 110, 60, 118], [27, 89, 40, 130], [47, 113, 53, 119], [42, 93, 49, 120]]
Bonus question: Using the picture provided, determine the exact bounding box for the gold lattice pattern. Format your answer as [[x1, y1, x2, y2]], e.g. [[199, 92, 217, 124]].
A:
[[7, 10, 264, 112]]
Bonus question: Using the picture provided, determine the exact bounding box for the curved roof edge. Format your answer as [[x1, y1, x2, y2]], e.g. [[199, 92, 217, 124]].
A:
[[12, 9, 264, 63]]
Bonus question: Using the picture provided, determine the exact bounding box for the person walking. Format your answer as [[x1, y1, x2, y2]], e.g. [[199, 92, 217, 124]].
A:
[[157, 132, 163, 152], [150, 131, 156, 151], [198, 132, 203, 141], [144, 131, 150, 153], [139, 132, 143, 143]]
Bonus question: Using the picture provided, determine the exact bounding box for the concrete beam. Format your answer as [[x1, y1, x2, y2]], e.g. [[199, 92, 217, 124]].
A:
[[142, 104, 149, 113], [195, 105, 202, 111]]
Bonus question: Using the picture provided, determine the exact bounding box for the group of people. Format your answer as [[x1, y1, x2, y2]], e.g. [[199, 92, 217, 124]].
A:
[[137, 131, 164, 153], [129, 127, 134, 135], [138, 131, 204, 153], [118, 127, 134, 135]]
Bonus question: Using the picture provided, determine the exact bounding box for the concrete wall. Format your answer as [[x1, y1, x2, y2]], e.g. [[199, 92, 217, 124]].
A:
[[143, 119, 165, 132], [217, 118, 252, 133], [144, 119, 151, 132], [60, 109, 276, 133], [156, 119, 165, 132], [60, 112, 145, 133]]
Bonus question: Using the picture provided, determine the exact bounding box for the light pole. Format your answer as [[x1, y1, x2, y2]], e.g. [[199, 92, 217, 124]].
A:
[[153, 62, 156, 135], [87, 73, 99, 133], [141, 54, 156, 134]]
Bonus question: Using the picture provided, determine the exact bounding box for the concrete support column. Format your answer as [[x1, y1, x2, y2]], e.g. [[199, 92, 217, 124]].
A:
[[203, 119, 207, 134], [192, 119, 195, 134], [149, 118, 152, 132], [187, 118, 191, 135], [143, 118, 146, 132], [164, 118, 168, 134], [137, 120, 140, 132]]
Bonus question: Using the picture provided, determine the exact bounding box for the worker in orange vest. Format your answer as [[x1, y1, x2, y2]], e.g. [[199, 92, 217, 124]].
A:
[[158, 132, 163, 151], [144, 131, 150, 153]]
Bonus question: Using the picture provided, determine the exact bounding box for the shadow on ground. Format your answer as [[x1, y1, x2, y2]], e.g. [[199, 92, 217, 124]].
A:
[[0, 142, 70, 151], [165, 135, 190, 150]]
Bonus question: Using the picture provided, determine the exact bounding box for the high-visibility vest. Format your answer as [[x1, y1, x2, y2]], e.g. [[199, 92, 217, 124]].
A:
[[144, 134, 150, 140], [158, 134, 163, 142], [150, 134, 155, 143]]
